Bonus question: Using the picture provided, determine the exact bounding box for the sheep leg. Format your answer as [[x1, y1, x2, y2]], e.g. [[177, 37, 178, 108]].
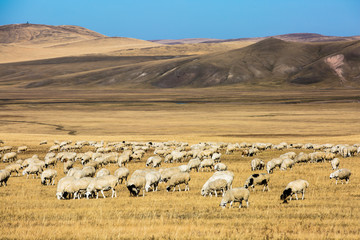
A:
[[239, 201, 242, 208], [246, 200, 249, 208], [178, 185, 181, 192], [302, 189, 305, 200], [346, 178, 349, 184], [173, 187, 175, 192], [229, 201, 233, 209], [295, 193, 298, 200], [96, 192, 99, 199], [101, 190, 106, 198], [335, 179, 338, 185]]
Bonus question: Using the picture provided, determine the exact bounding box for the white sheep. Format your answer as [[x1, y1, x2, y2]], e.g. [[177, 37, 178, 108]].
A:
[[41, 169, 57, 185], [56, 176, 76, 199], [220, 187, 250, 208], [244, 173, 270, 191], [152, 156, 162, 168], [251, 158, 265, 171], [330, 158, 340, 170], [330, 168, 351, 184], [96, 168, 110, 177], [166, 172, 191, 192], [280, 179, 309, 203], [40, 140, 47, 145], [17, 146, 28, 153], [127, 175, 146, 197], [266, 158, 283, 174], [202, 179, 228, 197], [2, 152, 17, 163], [45, 157, 57, 168], [200, 158, 215, 172], [201, 171, 234, 196], [86, 175, 118, 199], [280, 158, 295, 171], [159, 167, 182, 182], [214, 163, 227, 171], [22, 164, 43, 178], [65, 177, 94, 199], [187, 158, 201, 172], [212, 153, 222, 163], [5, 163, 22, 176], [114, 167, 130, 184], [145, 171, 161, 192], [63, 161, 74, 174], [81, 166, 96, 178], [0, 169, 10, 187]]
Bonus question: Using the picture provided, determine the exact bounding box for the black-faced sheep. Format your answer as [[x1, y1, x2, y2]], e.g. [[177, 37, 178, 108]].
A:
[[280, 179, 309, 203]]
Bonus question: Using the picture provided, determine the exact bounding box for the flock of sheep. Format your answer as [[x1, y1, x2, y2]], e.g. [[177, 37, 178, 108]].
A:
[[0, 139, 356, 208]]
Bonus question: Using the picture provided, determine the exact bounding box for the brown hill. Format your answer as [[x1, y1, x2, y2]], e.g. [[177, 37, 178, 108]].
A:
[[0, 23, 105, 45], [1, 38, 359, 89], [0, 24, 161, 63]]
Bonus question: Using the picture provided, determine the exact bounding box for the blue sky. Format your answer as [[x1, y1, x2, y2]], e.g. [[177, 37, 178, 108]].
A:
[[0, 0, 359, 40]]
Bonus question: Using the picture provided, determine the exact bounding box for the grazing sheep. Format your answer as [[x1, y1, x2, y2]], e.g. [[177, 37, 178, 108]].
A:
[[67, 167, 82, 177], [145, 171, 161, 192], [40, 140, 47, 145], [127, 175, 146, 197], [86, 175, 118, 199], [294, 153, 310, 164], [330, 158, 340, 170], [244, 173, 270, 192], [81, 155, 91, 165], [22, 164, 43, 178], [64, 177, 94, 199], [324, 152, 336, 161], [202, 179, 228, 197], [114, 167, 130, 184], [3, 152, 17, 163], [212, 153, 222, 163], [200, 158, 215, 172], [280, 152, 296, 160], [280, 158, 295, 171], [159, 167, 182, 182], [280, 179, 309, 203], [41, 169, 57, 185], [187, 158, 201, 172], [49, 145, 60, 152], [5, 163, 22, 176], [166, 172, 191, 192], [0, 170, 10, 187], [96, 168, 110, 177], [178, 164, 190, 172], [330, 168, 351, 184], [63, 161, 74, 174], [251, 158, 265, 171], [201, 171, 234, 196], [266, 158, 283, 174], [85, 161, 100, 170], [152, 156, 162, 168], [56, 176, 76, 199], [81, 166, 96, 178], [164, 154, 173, 163], [118, 153, 131, 167], [220, 187, 250, 208], [17, 146, 28, 153], [45, 157, 57, 168], [214, 163, 227, 171]]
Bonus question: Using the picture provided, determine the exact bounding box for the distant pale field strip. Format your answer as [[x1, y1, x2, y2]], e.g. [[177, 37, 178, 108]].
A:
[[0, 141, 359, 239], [1, 101, 360, 144]]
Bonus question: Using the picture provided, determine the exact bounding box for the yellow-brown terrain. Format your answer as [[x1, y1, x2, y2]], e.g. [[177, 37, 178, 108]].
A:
[[0, 24, 359, 239]]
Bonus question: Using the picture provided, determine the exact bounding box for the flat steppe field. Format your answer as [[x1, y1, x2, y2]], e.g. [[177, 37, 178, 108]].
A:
[[0, 88, 360, 239]]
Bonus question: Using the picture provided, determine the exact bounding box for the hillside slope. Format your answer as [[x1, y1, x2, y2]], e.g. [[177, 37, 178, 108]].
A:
[[1, 38, 359, 89]]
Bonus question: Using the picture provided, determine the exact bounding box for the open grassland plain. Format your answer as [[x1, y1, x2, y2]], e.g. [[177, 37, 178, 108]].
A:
[[0, 88, 360, 239]]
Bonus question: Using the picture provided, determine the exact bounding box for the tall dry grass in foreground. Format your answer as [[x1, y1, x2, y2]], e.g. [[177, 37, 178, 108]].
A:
[[0, 142, 359, 239]]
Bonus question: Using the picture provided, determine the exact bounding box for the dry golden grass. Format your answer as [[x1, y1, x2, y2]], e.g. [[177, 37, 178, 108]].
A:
[[0, 88, 360, 239]]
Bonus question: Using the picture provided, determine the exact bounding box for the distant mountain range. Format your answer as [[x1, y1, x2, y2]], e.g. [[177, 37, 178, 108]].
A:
[[0, 23, 359, 89], [150, 33, 360, 45]]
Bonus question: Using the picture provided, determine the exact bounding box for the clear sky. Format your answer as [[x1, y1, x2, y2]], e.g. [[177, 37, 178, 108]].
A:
[[0, 0, 359, 40]]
